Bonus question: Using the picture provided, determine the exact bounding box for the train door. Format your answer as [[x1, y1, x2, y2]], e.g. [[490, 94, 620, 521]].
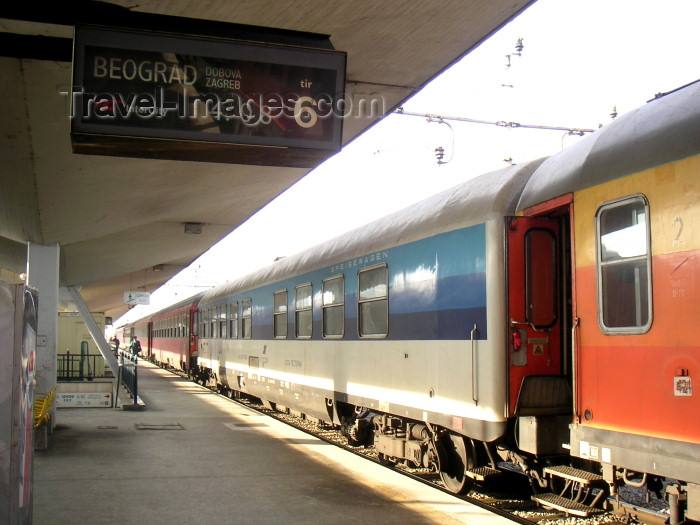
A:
[[147, 321, 153, 360], [506, 212, 571, 417], [188, 310, 197, 372]]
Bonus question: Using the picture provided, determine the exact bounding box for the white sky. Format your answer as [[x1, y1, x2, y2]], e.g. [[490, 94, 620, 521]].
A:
[[115, 0, 700, 327]]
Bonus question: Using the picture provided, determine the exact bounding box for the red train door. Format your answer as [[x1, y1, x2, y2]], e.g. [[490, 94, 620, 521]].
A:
[[188, 310, 198, 371], [147, 321, 153, 360], [506, 216, 564, 416]]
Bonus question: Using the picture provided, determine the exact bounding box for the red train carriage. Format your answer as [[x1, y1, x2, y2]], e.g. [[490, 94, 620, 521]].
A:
[[148, 293, 203, 373]]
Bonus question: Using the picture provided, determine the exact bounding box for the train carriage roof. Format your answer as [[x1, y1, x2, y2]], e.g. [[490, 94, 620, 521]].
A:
[[517, 80, 700, 211], [201, 157, 546, 305], [147, 292, 205, 321]]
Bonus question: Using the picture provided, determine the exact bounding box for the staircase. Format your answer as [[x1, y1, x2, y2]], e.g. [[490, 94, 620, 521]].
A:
[[531, 465, 609, 516], [466, 466, 501, 482]]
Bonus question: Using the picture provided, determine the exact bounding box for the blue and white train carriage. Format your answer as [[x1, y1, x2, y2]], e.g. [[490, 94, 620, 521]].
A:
[[194, 157, 556, 493]]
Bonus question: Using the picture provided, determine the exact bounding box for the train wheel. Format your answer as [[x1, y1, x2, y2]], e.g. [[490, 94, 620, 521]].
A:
[[436, 432, 475, 494]]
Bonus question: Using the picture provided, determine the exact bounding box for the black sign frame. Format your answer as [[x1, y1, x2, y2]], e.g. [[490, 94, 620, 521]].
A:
[[71, 25, 347, 167]]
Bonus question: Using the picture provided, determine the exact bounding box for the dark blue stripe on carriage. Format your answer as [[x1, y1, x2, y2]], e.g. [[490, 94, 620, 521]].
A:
[[204, 223, 489, 341], [387, 306, 486, 340], [253, 305, 486, 341]]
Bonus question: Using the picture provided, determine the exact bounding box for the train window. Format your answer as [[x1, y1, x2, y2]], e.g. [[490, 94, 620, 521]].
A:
[[295, 283, 312, 338], [192, 311, 198, 337], [185, 313, 190, 338], [242, 298, 252, 339], [219, 305, 227, 338], [229, 301, 238, 339], [202, 309, 208, 338], [211, 307, 217, 338], [358, 264, 388, 337], [525, 229, 557, 328], [274, 290, 288, 338], [596, 195, 652, 334], [322, 276, 344, 338], [228, 301, 238, 339]]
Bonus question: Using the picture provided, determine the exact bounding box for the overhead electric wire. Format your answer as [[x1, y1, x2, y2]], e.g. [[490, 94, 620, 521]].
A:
[[394, 108, 596, 136]]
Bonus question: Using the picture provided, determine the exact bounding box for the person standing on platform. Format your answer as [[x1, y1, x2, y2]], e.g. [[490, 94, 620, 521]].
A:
[[129, 336, 141, 356]]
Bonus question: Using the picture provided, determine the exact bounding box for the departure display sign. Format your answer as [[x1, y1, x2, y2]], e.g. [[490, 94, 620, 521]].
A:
[[70, 26, 347, 167]]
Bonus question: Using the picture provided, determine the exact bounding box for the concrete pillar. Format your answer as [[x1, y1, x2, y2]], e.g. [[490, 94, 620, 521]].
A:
[[26, 242, 59, 400]]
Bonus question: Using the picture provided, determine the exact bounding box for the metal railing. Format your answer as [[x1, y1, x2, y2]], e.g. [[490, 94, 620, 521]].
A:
[[118, 351, 139, 402], [57, 350, 103, 381]]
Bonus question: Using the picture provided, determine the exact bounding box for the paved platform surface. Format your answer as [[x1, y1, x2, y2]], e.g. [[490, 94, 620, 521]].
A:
[[33, 362, 514, 524]]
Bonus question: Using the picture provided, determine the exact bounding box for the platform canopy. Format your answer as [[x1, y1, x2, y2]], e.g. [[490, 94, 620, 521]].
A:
[[0, 0, 535, 320]]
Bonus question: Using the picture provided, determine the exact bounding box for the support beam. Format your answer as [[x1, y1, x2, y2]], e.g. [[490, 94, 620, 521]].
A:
[[66, 286, 119, 378], [26, 242, 59, 399]]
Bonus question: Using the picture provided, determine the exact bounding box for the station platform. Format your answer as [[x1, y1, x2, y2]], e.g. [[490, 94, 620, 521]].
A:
[[33, 362, 513, 525]]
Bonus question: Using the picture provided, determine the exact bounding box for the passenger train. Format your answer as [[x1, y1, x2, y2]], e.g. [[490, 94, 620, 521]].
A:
[[128, 293, 203, 371], [121, 80, 700, 522]]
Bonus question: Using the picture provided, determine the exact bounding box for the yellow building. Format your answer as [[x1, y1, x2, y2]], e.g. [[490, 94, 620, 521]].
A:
[[57, 312, 111, 380]]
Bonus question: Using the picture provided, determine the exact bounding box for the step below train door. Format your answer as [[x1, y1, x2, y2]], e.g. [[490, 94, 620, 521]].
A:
[[506, 214, 567, 418]]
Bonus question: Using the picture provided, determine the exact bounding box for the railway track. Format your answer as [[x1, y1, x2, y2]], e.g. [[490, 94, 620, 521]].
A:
[[169, 365, 670, 525], [249, 401, 670, 525]]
